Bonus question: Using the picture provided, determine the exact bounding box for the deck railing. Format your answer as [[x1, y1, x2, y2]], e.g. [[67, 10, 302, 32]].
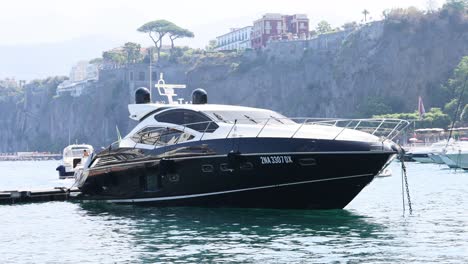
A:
[[113, 118, 410, 150], [289, 118, 410, 140]]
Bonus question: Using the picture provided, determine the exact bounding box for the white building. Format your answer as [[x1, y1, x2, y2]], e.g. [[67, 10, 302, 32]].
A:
[[215, 26, 252, 51], [69, 61, 88, 82], [57, 61, 99, 97]]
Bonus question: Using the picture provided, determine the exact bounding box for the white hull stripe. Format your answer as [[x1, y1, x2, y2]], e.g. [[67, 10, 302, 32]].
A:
[[106, 173, 374, 203]]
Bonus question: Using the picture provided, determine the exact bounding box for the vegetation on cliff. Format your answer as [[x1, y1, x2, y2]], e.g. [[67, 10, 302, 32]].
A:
[[376, 55, 468, 128], [0, 79, 23, 101], [364, 1, 468, 128]]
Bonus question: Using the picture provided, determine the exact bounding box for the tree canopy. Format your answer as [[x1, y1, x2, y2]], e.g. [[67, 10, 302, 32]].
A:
[[362, 9, 370, 22], [123, 42, 142, 64], [442, 56, 468, 121], [102, 50, 126, 65], [205, 39, 217, 51], [443, 0, 468, 10], [342, 21, 358, 31], [316, 20, 333, 34], [137, 19, 194, 61], [138, 20, 175, 61], [375, 108, 451, 129], [169, 27, 194, 49]]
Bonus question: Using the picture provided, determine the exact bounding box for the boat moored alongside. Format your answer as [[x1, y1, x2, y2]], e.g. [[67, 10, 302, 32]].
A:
[[56, 144, 94, 179]]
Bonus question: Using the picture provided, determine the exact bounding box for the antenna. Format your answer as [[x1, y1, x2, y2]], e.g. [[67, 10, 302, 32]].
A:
[[154, 73, 186, 104]]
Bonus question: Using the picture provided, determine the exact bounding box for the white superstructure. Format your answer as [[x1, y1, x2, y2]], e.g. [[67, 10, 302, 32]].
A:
[[118, 74, 407, 152]]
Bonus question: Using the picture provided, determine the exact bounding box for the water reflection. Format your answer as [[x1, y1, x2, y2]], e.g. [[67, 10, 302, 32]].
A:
[[78, 203, 393, 263]]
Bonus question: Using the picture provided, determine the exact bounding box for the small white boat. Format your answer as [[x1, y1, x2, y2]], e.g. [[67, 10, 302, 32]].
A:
[[438, 141, 468, 169], [444, 150, 468, 170], [56, 144, 94, 179], [410, 147, 434, 163], [408, 140, 455, 164]]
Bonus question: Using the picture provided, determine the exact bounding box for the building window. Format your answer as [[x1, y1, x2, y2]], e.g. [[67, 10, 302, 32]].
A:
[[139, 71, 145, 81], [152, 71, 157, 81], [129, 71, 134, 81]]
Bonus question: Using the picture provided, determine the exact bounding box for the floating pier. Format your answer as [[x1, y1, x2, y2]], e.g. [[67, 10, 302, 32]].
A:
[[0, 152, 61, 161], [0, 187, 80, 204]]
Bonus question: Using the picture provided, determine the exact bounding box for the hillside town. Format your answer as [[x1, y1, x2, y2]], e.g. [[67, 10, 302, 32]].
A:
[[215, 13, 310, 51], [1, 12, 362, 99]]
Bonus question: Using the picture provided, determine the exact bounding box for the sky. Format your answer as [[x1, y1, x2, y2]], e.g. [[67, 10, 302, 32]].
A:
[[0, 0, 442, 79]]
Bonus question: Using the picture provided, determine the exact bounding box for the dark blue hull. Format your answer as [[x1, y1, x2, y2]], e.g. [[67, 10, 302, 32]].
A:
[[79, 138, 395, 209]]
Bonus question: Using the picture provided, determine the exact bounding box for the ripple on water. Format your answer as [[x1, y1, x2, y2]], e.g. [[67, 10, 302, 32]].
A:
[[0, 161, 467, 263]]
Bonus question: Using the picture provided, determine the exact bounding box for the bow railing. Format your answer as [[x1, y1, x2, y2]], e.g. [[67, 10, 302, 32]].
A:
[[288, 118, 410, 140], [110, 118, 409, 150]]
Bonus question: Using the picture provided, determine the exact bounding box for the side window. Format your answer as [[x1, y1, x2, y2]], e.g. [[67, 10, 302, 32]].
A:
[[155, 110, 219, 132], [184, 111, 215, 132], [158, 129, 194, 145], [155, 111, 184, 125], [132, 126, 194, 146], [131, 127, 164, 145]]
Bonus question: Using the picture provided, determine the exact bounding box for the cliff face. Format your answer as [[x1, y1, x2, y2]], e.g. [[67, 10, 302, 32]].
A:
[[187, 18, 467, 118], [1, 14, 467, 152]]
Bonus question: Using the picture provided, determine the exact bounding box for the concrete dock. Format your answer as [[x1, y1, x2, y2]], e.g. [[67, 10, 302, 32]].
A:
[[0, 152, 61, 161]]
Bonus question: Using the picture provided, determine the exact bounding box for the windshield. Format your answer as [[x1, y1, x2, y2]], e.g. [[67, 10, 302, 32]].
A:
[[63, 146, 92, 157], [204, 110, 296, 125]]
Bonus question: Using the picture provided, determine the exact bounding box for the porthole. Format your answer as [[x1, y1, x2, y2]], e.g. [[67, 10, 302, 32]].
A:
[[220, 163, 230, 172], [168, 173, 180, 182], [240, 162, 254, 170], [299, 158, 317, 166], [202, 164, 214, 173]]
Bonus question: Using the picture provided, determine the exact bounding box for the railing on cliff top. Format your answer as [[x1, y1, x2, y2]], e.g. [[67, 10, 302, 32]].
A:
[[108, 118, 409, 150]]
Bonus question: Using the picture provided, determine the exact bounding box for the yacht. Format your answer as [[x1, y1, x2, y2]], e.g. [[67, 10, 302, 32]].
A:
[[407, 140, 453, 164], [56, 144, 94, 179], [409, 147, 434, 163], [442, 141, 468, 169], [74, 75, 409, 209]]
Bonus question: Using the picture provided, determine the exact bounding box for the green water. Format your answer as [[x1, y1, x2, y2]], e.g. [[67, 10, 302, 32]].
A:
[[0, 161, 467, 263]]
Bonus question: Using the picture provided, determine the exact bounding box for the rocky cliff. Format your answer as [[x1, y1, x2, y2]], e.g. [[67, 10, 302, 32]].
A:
[[1, 11, 467, 152]]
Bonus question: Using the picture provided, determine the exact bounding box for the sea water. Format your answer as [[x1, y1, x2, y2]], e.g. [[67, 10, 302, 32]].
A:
[[0, 160, 467, 263]]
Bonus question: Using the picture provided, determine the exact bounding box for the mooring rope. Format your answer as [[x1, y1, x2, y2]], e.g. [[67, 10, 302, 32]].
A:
[[400, 159, 413, 215], [398, 147, 413, 215]]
